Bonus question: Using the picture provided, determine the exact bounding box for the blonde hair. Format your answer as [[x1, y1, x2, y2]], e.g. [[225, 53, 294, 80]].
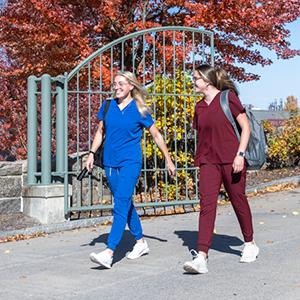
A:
[[195, 65, 239, 96], [113, 71, 152, 118]]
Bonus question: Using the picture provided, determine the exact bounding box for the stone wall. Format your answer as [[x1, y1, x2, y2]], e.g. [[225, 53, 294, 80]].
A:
[[0, 161, 26, 213], [0, 155, 112, 215]]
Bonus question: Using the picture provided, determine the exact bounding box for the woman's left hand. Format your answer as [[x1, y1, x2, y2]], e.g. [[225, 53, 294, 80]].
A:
[[232, 155, 244, 173]]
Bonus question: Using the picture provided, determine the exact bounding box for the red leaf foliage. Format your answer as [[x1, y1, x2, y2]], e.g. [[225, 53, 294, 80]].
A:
[[0, 0, 299, 160]]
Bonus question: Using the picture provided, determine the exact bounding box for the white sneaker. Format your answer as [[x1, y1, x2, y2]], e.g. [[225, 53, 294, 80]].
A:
[[239, 242, 259, 263], [183, 250, 208, 274], [89, 250, 113, 269], [127, 240, 149, 259]]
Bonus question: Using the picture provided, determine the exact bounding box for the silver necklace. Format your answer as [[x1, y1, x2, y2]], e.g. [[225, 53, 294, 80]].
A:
[[120, 100, 132, 114]]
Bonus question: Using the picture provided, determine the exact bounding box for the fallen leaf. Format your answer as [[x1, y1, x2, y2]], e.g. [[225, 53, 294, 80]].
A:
[[259, 222, 264, 225], [178, 207, 185, 213], [267, 240, 273, 243], [213, 229, 217, 234], [74, 230, 79, 233], [293, 284, 300, 287], [20, 276, 27, 279], [283, 215, 287, 218], [292, 211, 299, 215], [5, 250, 10, 254], [270, 210, 274, 212]]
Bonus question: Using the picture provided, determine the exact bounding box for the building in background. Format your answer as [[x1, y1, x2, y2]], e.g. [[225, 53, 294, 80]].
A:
[[249, 109, 290, 127]]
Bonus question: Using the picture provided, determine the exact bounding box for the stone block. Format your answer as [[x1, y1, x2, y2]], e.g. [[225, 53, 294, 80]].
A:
[[0, 161, 23, 176], [0, 177, 22, 198], [0, 198, 21, 213], [22, 184, 72, 224]]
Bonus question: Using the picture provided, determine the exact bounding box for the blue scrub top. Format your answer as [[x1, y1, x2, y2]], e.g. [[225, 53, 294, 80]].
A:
[[97, 98, 154, 167]]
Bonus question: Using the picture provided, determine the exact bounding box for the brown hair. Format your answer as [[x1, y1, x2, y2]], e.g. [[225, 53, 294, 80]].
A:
[[195, 65, 239, 96]]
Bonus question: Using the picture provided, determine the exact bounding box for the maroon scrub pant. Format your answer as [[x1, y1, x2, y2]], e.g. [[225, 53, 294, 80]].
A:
[[198, 163, 254, 254]]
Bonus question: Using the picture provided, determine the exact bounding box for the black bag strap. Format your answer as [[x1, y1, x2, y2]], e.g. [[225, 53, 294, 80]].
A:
[[102, 99, 112, 136], [77, 99, 112, 180], [220, 90, 241, 141]]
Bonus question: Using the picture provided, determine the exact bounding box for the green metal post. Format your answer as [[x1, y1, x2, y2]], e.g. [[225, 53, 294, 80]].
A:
[[63, 72, 69, 216], [211, 33, 214, 66], [55, 76, 65, 183], [41, 74, 52, 184], [27, 75, 38, 184]]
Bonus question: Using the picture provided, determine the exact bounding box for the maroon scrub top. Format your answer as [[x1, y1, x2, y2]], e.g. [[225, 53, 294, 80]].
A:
[[193, 91, 245, 166]]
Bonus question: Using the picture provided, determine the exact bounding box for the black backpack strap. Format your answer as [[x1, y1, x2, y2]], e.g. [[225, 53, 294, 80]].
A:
[[103, 99, 111, 122], [220, 90, 241, 141], [102, 99, 111, 135]]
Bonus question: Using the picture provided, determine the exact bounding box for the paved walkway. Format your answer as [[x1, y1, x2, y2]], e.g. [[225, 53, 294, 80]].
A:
[[0, 187, 300, 300]]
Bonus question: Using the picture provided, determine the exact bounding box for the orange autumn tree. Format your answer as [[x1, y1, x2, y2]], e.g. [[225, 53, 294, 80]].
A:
[[1, 0, 300, 160], [283, 95, 300, 116]]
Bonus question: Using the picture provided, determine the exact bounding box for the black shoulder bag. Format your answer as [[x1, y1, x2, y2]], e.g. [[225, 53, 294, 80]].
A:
[[77, 99, 111, 180], [93, 99, 111, 168]]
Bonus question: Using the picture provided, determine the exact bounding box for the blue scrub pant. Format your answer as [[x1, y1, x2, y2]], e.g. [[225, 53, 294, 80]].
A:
[[104, 163, 143, 251]]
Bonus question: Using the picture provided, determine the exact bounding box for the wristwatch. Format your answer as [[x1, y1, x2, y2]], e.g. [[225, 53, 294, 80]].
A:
[[237, 151, 245, 157]]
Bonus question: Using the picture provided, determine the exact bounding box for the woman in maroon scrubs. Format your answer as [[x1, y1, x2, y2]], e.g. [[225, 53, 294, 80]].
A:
[[183, 65, 259, 274]]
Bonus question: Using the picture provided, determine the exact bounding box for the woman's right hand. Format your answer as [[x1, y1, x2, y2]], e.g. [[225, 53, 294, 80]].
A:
[[85, 153, 94, 173], [167, 161, 176, 176]]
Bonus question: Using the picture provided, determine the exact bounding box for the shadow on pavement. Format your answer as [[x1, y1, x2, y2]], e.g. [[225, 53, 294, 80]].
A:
[[174, 230, 243, 256], [81, 230, 168, 265]]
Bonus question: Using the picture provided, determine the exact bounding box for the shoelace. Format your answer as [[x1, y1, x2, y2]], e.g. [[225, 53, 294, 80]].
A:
[[133, 242, 144, 250], [242, 244, 253, 256]]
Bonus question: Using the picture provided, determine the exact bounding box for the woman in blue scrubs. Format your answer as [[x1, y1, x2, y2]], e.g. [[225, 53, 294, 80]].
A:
[[86, 71, 176, 269]]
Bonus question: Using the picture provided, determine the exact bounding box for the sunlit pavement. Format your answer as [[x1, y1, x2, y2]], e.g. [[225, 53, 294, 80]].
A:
[[0, 187, 299, 300]]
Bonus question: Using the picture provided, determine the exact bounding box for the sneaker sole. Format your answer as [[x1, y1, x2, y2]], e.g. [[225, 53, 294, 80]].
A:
[[89, 253, 112, 269], [127, 247, 149, 260], [183, 263, 208, 274], [239, 248, 260, 263]]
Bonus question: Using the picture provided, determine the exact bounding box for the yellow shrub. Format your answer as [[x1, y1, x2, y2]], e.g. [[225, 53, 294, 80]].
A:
[[141, 70, 202, 200]]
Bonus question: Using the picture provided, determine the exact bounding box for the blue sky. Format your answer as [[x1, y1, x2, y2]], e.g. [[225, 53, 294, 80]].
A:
[[236, 19, 300, 110]]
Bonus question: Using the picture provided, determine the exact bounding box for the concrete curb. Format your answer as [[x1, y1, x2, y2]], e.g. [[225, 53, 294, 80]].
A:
[[245, 174, 300, 194], [1, 175, 300, 239]]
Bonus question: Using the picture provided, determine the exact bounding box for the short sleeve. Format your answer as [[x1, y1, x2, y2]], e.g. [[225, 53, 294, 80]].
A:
[[228, 91, 245, 118], [139, 112, 154, 128]]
